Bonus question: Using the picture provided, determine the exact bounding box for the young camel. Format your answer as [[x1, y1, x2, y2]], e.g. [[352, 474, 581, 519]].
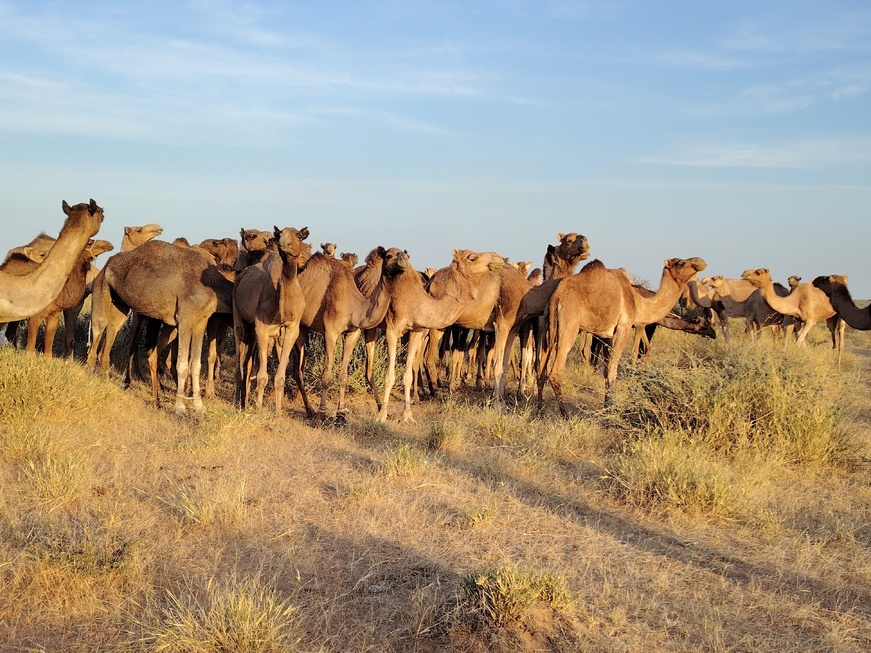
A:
[[741, 268, 845, 360], [88, 240, 233, 413], [812, 275, 871, 330], [0, 200, 105, 323], [538, 257, 706, 415], [378, 249, 505, 423], [233, 227, 309, 414]]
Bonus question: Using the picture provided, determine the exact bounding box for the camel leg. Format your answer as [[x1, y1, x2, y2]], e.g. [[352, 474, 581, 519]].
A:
[[377, 325, 403, 422], [232, 312, 252, 408], [42, 313, 63, 358], [274, 323, 301, 416], [174, 318, 207, 414], [422, 327, 443, 398], [363, 328, 382, 411], [493, 322, 523, 406], [149, 324, 177, 406], [793, 318, 818, 346], [604, 325, 631, 406], [253, 325, 272, 410], [204, 316, 220, 398], [337, 328, 363, 415], [716, 308, 731, 342], [401, 330, 426, 423], [316, 329, 341, 416], [290, 333, 316, 417], [25, 312, 44, 354], [62, 305, 83, 357]]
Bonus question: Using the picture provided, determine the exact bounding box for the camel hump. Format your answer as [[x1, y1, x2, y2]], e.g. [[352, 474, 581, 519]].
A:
[[581, 259, 606, 272]]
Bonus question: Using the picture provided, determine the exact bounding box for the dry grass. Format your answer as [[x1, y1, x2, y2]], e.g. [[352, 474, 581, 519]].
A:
[[1, 319, 871, 652]]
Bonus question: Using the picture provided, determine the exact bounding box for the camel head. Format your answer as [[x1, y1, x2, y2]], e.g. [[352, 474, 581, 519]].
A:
[[123, 223, 163, 249], [556, 232, 591, 262], [740, 268, 771, 288], [811, 275, 848, 297], [320, 242, 337, 257], [273, 226, 309, 260], [694, 315, 717, 339], [513, 261, 533, 276], [84, 239, 114, 261], [339, 252, 358, 268], [199, 237, 239, 268], [4, 233, 56, 266], [665, 257, 707, 286], [452, 249, 505, 277], [788, 275, 802, 290], [62, 198, 105, 238], [381, 247, 410, 278], [240, 228, 273, 254]]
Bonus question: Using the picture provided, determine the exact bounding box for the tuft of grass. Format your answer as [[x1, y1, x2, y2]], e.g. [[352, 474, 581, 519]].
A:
[[162, 475, 249, 528], [459, 565, 573, 628], [381, 443, 428, 478], [425, 415, 462, 452], [148, 577, 298, 653]]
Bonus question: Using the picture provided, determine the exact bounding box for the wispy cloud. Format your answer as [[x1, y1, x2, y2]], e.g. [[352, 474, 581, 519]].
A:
[[640, 136, 871, 169]]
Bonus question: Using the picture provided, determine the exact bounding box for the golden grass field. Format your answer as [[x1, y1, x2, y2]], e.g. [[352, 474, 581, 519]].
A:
[[1, 320, 870, 652]]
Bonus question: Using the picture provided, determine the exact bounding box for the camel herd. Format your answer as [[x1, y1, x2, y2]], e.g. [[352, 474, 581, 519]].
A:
[[1, 200, 867, 421]]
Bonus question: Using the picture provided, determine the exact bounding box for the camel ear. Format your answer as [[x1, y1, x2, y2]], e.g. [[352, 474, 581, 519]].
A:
[[376, 246, 386, 258], [124, 226, 132, 235], [557, 233, 565, 241], [62, 200, 71, 215], [299, 227, 310, 240], [89, 198, 97, 213]]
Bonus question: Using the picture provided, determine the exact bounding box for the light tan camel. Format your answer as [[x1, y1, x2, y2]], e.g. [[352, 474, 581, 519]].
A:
[[538, 257, 706, 414], [685, 276, 732, 340], [741, 268, 845, 359], [0, 200, 104, 323], [378, 249, 504, 423], [25, 239, 114, 356], [88, 240, 233, 413], [708, 275, 794, 338], [0, 233, 61, 344], [121, 224, 163, 251], [628, 281, 717, 359], [290, 246, 400, 419], [812, 275, 871, 331], [236, 228, 274, 271], [232, 227, 309, 414], [513, 261, 533, 277], [490, 232, 591, 405]]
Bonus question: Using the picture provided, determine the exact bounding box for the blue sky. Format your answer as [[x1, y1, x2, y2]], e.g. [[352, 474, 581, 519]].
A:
[[2, 1, 870, 295]]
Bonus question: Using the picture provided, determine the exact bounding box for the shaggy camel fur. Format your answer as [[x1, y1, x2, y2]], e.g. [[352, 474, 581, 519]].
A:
[[88, 240, 233, 413], [233, 227, 309, 413], [339, 252, 358, 268], [741, 268, 845, 359], [378, 249, 505, 423], [490, 232, 591, 404], [290, 247, 399, 419], [0, 200, 104, 323], [538, 257, 706, 414], [812, 275, 871, 330], [25, 238, 114, 356]]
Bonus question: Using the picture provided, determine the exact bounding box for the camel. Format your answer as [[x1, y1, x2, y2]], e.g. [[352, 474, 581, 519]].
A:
[[812, 275, 871, 330], [685, 276, 733, 340], [788, 275, 801, 290], [538, 256, 707, 414], [24, 238, 114, 356], [707, 275, 794, 338], [513, 261, 533, 277], [741, 268, 845, 359], [289, 246, 402, 419], [489, 232, 592, 405], [88, 240, 233, 413], [378, 249, 505, 423], [628, 283, 717, 359], [236, 228, 274, 271], [0, 200, 104, 323], [232, 227, 309, 414]]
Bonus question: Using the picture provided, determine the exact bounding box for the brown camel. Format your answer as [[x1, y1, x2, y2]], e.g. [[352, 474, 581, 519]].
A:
[[0, 233, 61, 345], [788, 275, 802, 290], [685, 276, 732, 340], [489, 232, 591, 405], [320, 242, 337, 258], [741, 268, 845, 359], [232, 227, 309, 414], [88, 240, 233, 413], [538, 256, 706, 414], [378, 249, 505, 423], [289, 246, 400, 419], [513, 261, 533, 277], [236, 228, 274, 271], [25, 238, 114, 356], [812, 275, 871, 330], [629, 282, 717, 359], [0, 200, 104, 323]]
